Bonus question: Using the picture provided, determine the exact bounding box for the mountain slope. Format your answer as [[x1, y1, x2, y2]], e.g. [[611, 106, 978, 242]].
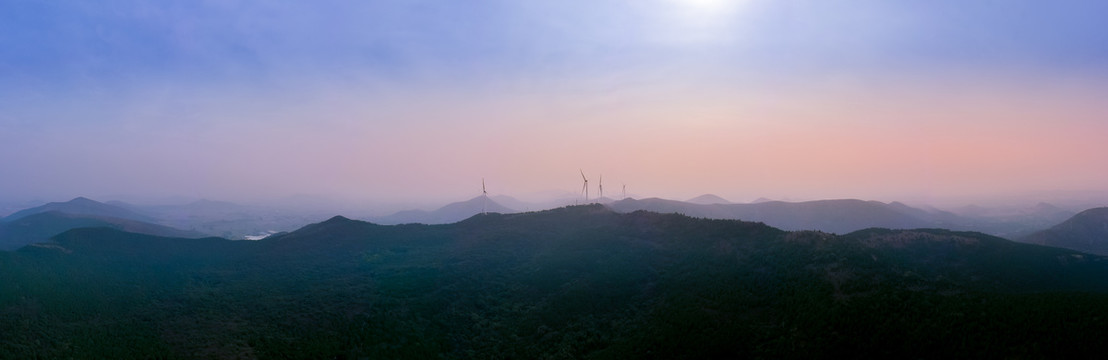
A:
[[373, 195, 516, 225], [2, 197, 156, 223], [842, 227, 1108, 292], [1022, 207, 1108, 255], [0, 211, 207, 250]]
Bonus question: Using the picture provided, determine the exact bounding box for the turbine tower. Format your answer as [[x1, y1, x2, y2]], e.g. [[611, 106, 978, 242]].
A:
[[622, 184, 627, 199], [482, 178, 488, 215], [580, 169, 589, 203], [599, 174, 604, 200]]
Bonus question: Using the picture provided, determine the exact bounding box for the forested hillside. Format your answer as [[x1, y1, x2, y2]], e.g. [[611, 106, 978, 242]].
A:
[[3, 205, 1108, 358]]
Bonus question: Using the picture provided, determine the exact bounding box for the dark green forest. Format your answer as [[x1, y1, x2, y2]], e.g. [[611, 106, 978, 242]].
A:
[[3, 205, 1108, 359]]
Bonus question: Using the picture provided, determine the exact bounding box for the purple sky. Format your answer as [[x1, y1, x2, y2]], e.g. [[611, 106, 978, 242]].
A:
[[2, 0, 1108, 205]]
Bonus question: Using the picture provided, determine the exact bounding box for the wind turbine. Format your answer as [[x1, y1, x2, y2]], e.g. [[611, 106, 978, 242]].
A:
[[580, 169, 589, 203], [622, 184, 627, 199], [482, 178, 488, 215], [598, 174, 604, 200]]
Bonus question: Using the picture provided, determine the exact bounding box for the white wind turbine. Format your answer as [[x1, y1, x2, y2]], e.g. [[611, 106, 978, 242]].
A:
[[580, 169, 589, 203], [482, 178, 488, 215], [598, 174, 604, 200]]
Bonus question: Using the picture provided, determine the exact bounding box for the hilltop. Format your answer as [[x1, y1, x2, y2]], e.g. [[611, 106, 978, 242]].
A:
[[686, 193, 733, 205]]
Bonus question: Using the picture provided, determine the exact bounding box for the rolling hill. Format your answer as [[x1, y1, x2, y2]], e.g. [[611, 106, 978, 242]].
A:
[[1022, 207, 1108, 255], [3, 205, 1108, 358]]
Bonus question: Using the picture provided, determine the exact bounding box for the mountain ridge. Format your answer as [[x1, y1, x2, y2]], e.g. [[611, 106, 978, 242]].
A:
[[607, 197, 932, 234], [3, 197, 156, 223]]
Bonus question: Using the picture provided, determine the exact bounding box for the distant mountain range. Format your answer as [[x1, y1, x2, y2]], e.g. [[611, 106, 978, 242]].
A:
[[0, 197, 208, 250], [3, 196, 155, 223], [603, 197, 1091, 240], [372, 195, 516, 225], [1021, 207, 1108, 255], [1, 196, 407, 243], [375, 196, 943, 233], [1, 194, 1098, 251]]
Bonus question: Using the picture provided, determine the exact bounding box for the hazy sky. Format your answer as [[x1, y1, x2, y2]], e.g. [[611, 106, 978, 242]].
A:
[[3, 0, 1108, 205]]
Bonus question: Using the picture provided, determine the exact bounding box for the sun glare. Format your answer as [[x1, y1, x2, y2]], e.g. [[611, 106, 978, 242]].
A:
[[660, 0, 747, 44], [674, 0, 744, 13], [682, 0, 732, 10]]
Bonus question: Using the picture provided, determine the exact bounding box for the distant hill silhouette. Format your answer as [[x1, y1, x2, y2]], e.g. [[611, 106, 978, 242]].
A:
[[3, 197, 156, 223], [686, 194, 732, 205], [1022, 207, 1108, 255], [373, 195, 516, 225], [0, 211, 206, 250]]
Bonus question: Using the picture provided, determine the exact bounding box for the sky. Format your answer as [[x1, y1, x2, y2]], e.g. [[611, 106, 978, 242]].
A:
[[3, 0, 1108, 206]]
